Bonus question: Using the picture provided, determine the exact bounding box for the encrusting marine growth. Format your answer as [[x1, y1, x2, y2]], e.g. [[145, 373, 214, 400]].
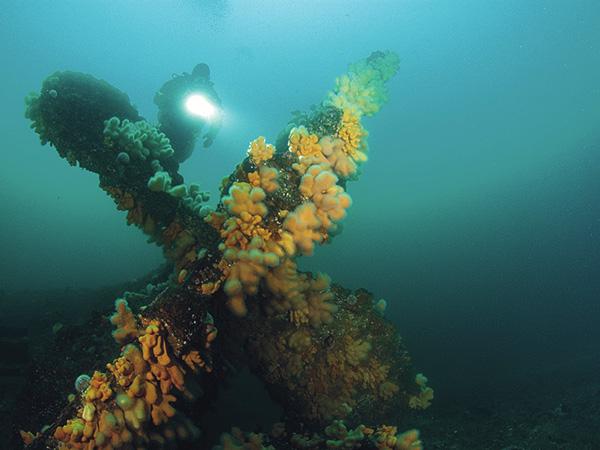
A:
[[22, 51, 431, 449]]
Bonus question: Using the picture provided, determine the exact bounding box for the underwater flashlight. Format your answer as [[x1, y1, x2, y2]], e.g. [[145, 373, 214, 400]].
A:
[[185, 93, 218, 120]]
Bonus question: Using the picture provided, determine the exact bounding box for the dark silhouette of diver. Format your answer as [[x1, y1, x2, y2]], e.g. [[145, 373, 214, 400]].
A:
[[154, 63, 222, 163]]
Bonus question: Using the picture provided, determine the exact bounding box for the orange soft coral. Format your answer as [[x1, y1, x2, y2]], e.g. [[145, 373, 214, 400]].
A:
[[247, 136, 275, 165], [248, 166, 279, 193], [283, 203, 323, 255], [299, 164, 352, 231], [110, 298, 139, 344]]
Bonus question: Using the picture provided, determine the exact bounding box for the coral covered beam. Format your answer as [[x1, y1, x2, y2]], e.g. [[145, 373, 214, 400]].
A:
[[23, 52, 429, 449]]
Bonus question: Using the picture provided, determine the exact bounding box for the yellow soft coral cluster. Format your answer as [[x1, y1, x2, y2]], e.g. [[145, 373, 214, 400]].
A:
[[110, 298, 139, 344], [222, 236, 281, 316], [138, 322, 186, 422], [219, 182, 270, 249], [223, 182, 268, 219], [281, 203, 323, 255], [265, 266, 338, 327], [288, 126, 365, 179], [320, 420, 421, 450], [213, 56, 397, 319], [336, 109, 368, 166], [214, 164, 343, 317], [345, 337, 372, 366], [324, 420, 368, 448], [52, 309, 199, 449], [301, 272, 339, 327], [53, 368, 132, 449], [264, 259, 306, 313], [371, 426, 423, 450], [299, 51, 399, 181], [247, 136, 274, 165], [248, 166, 279, 193], [318, 135, 357, 178], [327, 50, 400, 117], [278, 164, 351, 257], [298, 163, 352, 231], [408, 373, 434, 410], [289, 126, 322, 158], [106, 345, 145, 391], [217, 182, 284, 315], [216, 150, 351, 316]]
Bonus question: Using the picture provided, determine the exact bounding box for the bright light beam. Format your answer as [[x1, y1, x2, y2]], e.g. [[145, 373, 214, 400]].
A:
[[185, 94, 217, 119]]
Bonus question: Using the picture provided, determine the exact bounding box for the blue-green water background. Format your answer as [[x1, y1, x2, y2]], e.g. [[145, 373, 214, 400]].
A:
[[1, 0, 599, 404]]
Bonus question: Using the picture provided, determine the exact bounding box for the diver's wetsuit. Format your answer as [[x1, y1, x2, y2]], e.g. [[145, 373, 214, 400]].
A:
[[154, 63, 222, 163]]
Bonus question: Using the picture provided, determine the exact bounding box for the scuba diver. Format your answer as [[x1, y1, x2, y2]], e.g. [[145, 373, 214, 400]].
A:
[[154, 63, 222, 163]]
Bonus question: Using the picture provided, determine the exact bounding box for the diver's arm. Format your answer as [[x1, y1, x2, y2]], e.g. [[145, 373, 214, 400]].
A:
[[203, 110, 222, 148]]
